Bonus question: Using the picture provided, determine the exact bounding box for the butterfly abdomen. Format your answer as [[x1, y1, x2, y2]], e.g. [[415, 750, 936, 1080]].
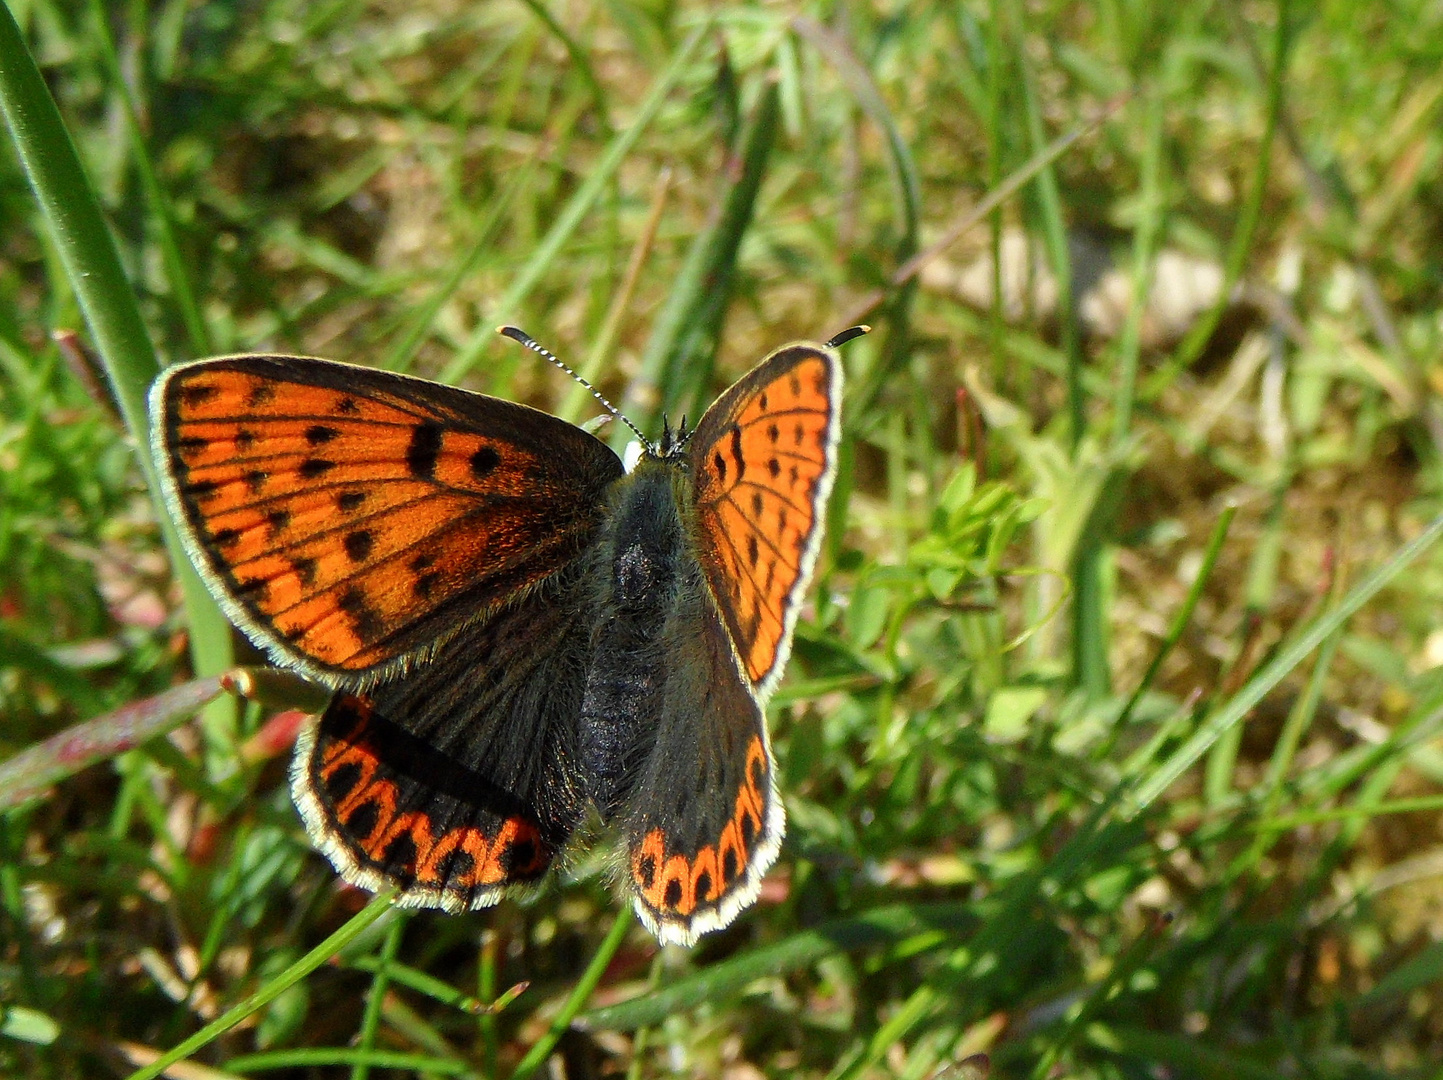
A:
[[577, 459, 697, 814]]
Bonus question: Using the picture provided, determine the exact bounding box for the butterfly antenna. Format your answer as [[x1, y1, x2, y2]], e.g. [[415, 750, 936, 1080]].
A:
[[496, 326, 652, 450], [825, 324, 871, 349]]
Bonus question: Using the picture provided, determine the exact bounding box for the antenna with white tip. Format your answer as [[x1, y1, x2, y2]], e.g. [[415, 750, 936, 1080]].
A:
[[496, 326, 652, 451]]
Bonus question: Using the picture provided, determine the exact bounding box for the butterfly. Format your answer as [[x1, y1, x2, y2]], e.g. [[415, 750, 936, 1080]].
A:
[[150, 324, 866, 945]]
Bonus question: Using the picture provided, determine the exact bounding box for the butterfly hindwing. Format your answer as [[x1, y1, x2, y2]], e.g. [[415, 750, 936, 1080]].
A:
[[687, 344, 842, 699], [152, 355, 624, 683], [619, 584, 782, 946], [295, 566, 594, 909]]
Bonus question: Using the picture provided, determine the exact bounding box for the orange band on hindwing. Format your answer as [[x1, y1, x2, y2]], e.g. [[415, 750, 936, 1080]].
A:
[[311, 697, 551, 893], [629, 734, 771, 919]]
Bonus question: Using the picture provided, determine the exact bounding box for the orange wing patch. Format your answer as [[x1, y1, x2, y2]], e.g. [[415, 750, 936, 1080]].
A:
[[690, 346, 840, 692], [629, 735, 770, 919], [308, 695, 551, 898], [155, 356, 621, 681]]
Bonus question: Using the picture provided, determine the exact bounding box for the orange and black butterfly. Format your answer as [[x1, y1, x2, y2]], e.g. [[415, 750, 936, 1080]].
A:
[[150, 324, 866, 944]]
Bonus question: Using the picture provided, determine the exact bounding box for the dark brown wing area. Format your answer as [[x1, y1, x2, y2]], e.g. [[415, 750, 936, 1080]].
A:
[[152, 355, 623, 683], [687, 344, 842, 697], [619, 591, 781, 946], [294, 567, 595, 909]]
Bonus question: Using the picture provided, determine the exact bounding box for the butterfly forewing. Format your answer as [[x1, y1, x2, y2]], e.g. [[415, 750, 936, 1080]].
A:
[[687, 344, 842, 699], [153, 355, 623, 683]]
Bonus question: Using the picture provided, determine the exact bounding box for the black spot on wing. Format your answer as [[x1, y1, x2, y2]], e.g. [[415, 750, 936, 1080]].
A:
[[338, 587, 384, 644], [406, 421, 443, 479], [470, 445, 500, 479], [179, 383, 218, 408], [343, 530, 374, 563]]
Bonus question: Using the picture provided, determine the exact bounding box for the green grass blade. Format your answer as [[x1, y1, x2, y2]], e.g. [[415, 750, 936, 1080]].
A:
[[85, 0, 212, 357], [440, 19, 712, 386], [222, 1049, 475, 1075], [124, 890, 397, 1080], [516, 0, 612, 133], [1013, 10, 1081, 451], [1128, 510, 1443, 812], [791, 15, 919, 258], [351, 914, 407, 1080], [1140, 0, 1294, 400], [577, 903, 975, 1031], [1114, 504, 1237, 732], [622, 76, 780, 435], [383, 151, 537, 373], [0, 0, 234, 723], [510, 906, 632, 1080], [1110, 87, 1165, 447]]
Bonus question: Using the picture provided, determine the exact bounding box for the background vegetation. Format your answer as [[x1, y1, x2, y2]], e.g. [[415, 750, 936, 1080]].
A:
[[4, 0, 1443, 1077]]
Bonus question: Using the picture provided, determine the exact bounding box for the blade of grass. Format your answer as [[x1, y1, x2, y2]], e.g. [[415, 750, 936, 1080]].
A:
[[1229, 626, 1340, 876], [383, 148, 539, 373], [346, 954, 519, 1015], [556, 166, 671, 424], [85, 0, 212, 357], [1206, 477, 1288, 806], [351, 914, 408, 1080], [510, 906, 632, 1080], [222, 1049, 474, 1075], [440, 19, 712, 386], [1110, 86, 1164, 448], [577, 903, 975, 1031], [837, 94, 1126, 330], [621, 77, 780, 436], [0, 674, 226, 810], [793, 15, 922, 418], [1255, 794, 1443, 831], [478, 928, 500, 1079], [791, 16, 920, 258], [1113, 504, 1236, 733], [1012, 6, 1082, 452], [1127, 510, 1443, 812], [0, 1, 234, 747], [516, 0, 612, 134], [1087, 1024, 1285, 1080], [1140, 0, 1294, 400], [124, 890, 397, 1080]]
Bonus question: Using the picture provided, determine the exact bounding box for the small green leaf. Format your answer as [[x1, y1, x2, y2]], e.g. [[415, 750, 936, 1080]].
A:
[[0, 1005, 59, 1045], [984, 686, 1048, 743]]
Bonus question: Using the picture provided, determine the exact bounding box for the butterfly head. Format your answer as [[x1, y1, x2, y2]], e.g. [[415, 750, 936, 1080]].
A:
[[653, 413, 692, 461]]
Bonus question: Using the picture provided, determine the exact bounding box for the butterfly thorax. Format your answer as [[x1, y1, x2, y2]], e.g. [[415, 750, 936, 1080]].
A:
[[578, 455, 701, 814]]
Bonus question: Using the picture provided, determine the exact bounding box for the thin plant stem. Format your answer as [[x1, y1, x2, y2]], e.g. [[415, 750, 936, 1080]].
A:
[[510, 907, 632, 1080], [125, 891, 398, 1080]]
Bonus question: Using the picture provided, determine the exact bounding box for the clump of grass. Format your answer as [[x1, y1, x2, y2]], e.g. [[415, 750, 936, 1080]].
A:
[[4, 2, 1443, 1078]]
